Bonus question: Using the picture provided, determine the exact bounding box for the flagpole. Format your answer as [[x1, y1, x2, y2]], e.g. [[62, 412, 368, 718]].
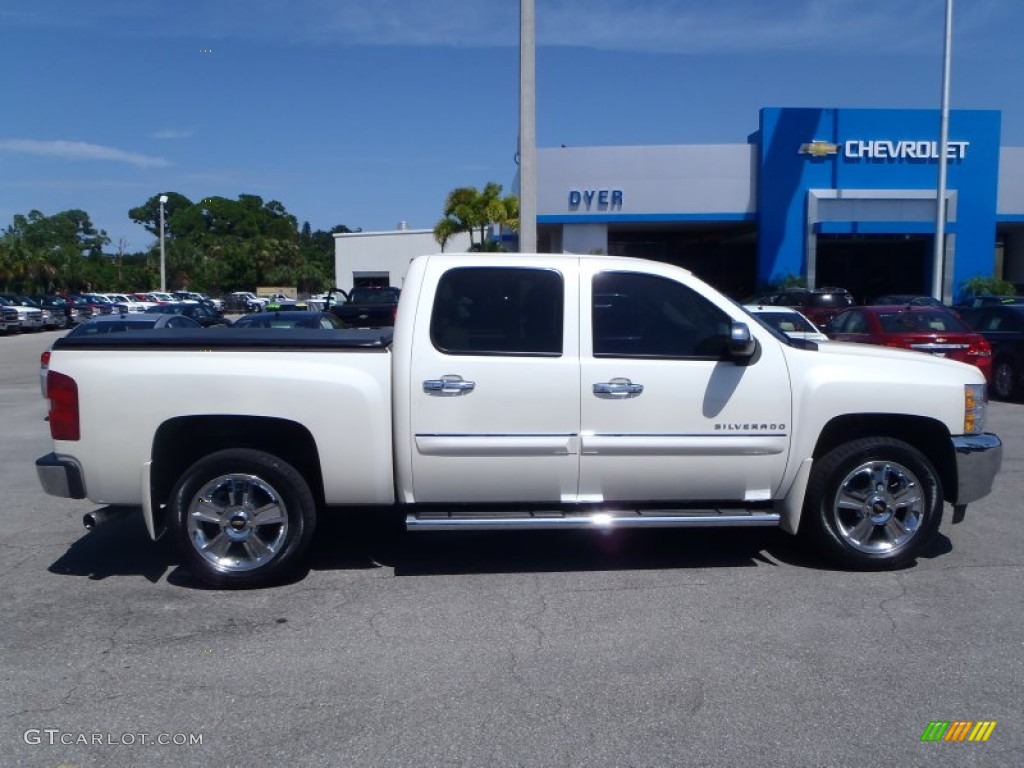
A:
[[932, 0, 953, 301]]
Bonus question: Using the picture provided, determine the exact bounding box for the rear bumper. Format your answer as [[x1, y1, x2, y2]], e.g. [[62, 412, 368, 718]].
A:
[[36, 452, 86, 499], [951, 433, 1002, 506]]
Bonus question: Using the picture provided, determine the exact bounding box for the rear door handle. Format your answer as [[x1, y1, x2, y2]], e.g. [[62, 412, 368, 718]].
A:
[[423, 374, 476, 394], [593, 378, 643, 396]]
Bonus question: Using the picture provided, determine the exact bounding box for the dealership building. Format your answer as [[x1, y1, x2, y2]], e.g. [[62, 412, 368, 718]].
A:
[[336, 107, 1024, 302]]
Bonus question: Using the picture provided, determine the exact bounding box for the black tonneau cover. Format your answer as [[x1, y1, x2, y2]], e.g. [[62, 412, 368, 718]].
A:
[[53, 327, 393, 352]]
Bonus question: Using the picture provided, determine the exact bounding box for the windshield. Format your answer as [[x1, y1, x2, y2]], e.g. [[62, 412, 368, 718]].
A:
[[348, 288, 399, 304], [754, 310, 819, 335], [878, 310, 970, 333]]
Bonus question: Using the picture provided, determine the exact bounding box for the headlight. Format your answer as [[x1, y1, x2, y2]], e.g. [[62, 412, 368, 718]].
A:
[[964, 383, 987, 435]]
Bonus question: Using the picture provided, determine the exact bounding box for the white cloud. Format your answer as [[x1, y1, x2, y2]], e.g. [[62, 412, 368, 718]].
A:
[[0, 139, 170, 168]]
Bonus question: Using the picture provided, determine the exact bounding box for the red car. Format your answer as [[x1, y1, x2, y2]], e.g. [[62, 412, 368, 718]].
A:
[[824, 305, 993, 381]]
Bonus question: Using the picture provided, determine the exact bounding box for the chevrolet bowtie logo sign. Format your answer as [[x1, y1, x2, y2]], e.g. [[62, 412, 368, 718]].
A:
[[799, 140, 839, 157]]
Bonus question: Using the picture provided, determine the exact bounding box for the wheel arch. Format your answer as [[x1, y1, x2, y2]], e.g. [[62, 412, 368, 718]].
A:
[[812, 413, 955, 503], [149, 415, 324, 537]]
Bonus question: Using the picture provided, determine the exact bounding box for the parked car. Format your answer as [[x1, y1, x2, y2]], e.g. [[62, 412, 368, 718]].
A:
[[69, 293, 114, 316], [0, 300, 19, 334], [145, 302, 229, 327], [0, 292, 60, 329], [41, 313, 201, 397], [959, 304, 1024, 400], [823, 305, 993, 380], [231, 311, 343, 330], [744, 305, 829, 343], [104, 293, 151, 312], [1, 293, 58, 329], [331, 286, 402, 328], [756, 287, 856, 326], [32, 295, 78, 328], [0, 294, 45, 332], [954, 295, 1024, 309], [173, 291, 224, 314], [142, 291, 177, 304], [227, 291, 269, 313], [67, 313, 201, 336], [65, 297, 96, 325]]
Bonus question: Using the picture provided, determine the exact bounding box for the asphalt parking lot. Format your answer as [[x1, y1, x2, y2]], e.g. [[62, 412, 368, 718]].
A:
[[1, 330, 1022, 768]]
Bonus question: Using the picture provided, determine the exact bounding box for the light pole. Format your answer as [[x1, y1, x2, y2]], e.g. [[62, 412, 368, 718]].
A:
[[159, 194, 168, 292], [932, 0, 953, 301], [518, 0, 537, 253]]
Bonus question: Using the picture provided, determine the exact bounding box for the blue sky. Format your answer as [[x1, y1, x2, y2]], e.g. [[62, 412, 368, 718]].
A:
[[2, 0, 1022, 252]]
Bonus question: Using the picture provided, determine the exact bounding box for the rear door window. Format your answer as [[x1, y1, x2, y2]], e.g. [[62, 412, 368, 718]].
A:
[[430, 267, 563, 356]]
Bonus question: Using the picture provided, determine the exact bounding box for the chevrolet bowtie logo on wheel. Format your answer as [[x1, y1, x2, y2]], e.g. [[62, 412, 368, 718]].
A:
[[920, 720, 997, 742], [798, 140, 839, 158]]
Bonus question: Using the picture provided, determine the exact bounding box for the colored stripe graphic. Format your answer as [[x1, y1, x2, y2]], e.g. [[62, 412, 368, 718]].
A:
[[920, 720, 996, 742], [944, 721, 973, 741], [968, 721, 997, 742]]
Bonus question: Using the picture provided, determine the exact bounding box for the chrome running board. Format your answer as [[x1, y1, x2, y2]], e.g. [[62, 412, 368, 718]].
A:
[[406, 508, 780, 532]]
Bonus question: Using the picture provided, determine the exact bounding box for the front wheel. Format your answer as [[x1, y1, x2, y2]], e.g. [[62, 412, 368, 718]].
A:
[[170, 449, 317, 588], [800, 438, 942, 569], [991, 358, 1019, 401]]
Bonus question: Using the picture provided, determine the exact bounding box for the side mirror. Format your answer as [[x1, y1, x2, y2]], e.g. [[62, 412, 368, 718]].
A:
[[729, 322, 757, 360]]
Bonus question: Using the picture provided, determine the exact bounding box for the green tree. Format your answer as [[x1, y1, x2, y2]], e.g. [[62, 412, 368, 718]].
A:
[[0, 209, 110, 293], [434, 183, 519, 251], [128, 193, 194, 238], [960, 275, 1016, 297]]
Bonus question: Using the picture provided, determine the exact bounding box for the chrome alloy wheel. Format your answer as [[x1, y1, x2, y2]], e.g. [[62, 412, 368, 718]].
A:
[[186, 473, 289, 572], [832, 460, 925, 555]]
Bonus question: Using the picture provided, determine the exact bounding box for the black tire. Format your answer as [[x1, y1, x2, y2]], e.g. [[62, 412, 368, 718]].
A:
[[170, 449, 317, 588], [991, 357, 1018, 401], [799, 437, 942, 569]]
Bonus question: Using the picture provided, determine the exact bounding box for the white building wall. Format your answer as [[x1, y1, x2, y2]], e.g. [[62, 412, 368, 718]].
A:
[[538, 144, 758, 217], [333, 229, 472, 293], [998, 148, 1024, 214]]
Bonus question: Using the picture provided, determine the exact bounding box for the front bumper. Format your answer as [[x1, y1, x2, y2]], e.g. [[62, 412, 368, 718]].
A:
[[36, 452, 86, 499], [951, 433, 1002, 506]]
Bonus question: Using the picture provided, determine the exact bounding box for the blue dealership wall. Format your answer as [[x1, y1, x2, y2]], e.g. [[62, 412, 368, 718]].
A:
[[756, 108, 1001, 294]]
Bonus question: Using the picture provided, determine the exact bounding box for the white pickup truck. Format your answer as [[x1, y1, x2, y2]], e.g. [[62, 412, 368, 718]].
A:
[[37, 253, 1003, 588]]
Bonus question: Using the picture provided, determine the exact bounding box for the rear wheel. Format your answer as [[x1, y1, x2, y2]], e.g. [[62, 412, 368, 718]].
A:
[[800, 438, 942, 569], [170, 449, 317, 588]]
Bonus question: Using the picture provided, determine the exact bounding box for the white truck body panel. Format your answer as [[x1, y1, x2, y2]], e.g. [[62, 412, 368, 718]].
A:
[[51, 349, 394, 505]]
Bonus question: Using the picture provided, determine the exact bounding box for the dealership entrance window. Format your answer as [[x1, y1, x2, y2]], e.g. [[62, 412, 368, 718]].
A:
[[815, 234, 933, 304]]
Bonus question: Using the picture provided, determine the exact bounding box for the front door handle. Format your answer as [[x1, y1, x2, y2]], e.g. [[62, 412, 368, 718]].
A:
[[593, 378, 643, 396], [423, 374, 476, 394]]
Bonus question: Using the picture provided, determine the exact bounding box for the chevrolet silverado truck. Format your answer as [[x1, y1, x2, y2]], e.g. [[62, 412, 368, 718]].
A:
[[36, 253, 1003, 588]]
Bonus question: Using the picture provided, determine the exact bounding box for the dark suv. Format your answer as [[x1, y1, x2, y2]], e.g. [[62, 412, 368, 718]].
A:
[[759, 287, 856, 326]]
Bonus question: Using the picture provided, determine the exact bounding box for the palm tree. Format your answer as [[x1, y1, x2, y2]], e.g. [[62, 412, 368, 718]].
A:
[[434, 183, 519, 251]]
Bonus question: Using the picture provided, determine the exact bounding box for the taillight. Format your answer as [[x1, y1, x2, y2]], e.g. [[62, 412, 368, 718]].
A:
[[40, 350, 51, 397], [966, 338, 992, 357], [48, 371, 80, 441]]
